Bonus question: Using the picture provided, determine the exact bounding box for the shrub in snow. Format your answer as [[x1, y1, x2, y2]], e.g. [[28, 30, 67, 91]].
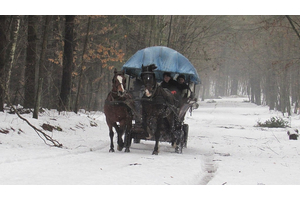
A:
[[256, 117, 289, 128]]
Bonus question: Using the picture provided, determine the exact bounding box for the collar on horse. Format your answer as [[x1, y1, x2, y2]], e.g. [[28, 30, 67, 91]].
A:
[[106, 90, 142, 119], [106, 90, 129, 104]]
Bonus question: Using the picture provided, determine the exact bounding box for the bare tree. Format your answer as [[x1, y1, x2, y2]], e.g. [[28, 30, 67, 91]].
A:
[[286, 15, 300, 40], [33, 16, 50, 119], [59, 15, 75, 111], [2, 15, 300, 115], [24, 15, 38, 108], [0, 16, 8, 111], [74, 16, 91, 113], [4, 16, 20, 99]]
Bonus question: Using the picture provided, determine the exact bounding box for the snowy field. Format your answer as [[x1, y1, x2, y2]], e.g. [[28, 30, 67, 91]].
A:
[[1, 96, 300, 197]]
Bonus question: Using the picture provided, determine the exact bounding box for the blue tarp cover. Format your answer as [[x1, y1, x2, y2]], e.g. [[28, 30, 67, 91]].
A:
[[122, 46, 201, 84]]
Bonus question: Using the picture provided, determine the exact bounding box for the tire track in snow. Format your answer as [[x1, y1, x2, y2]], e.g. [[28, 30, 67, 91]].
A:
[[198, 151, 218, 185]]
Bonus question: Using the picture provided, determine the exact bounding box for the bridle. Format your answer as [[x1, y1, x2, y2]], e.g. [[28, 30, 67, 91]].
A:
[[111, 74, 126, 98], [141, 72, 157, 98]]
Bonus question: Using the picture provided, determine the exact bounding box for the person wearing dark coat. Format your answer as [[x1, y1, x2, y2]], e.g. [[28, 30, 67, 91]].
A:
[[176, 74, 193, 98], [160, 72, 182, 108], [161, 72, 179, 94]]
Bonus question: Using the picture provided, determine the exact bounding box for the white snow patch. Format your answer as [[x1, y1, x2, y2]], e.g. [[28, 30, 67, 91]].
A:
[[1, 96, 300, 197]]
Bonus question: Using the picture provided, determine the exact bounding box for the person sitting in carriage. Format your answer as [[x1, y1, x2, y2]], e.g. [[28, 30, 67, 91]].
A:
[[161, 72, 180, 95], [161, 72, 183, 108], [176, 74, 194, 98], [176, 74, 195, 107]]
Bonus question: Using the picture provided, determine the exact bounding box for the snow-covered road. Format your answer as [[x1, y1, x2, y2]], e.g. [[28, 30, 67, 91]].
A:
[[1, 96, 300, 186]]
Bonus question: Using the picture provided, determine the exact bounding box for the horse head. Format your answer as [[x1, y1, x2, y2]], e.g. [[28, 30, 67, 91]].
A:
[[112, 68, 126, 97], [141, 64, 157, 97]]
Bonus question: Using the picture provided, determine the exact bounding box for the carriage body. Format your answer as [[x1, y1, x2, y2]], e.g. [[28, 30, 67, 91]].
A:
[[121, 46, 201, 147]]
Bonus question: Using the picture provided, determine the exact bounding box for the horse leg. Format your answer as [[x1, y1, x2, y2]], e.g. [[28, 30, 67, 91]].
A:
[[175, 120, 184, 154], [152, 119, 161, 155], [124, 123, 132, 153], [165, 116, 176, 147], [108, 126, 115, 152], [152, 135, 159, 155], [116, 125, 124, 151], [124, 129, 131, 152], [175, 129, 183, 153]]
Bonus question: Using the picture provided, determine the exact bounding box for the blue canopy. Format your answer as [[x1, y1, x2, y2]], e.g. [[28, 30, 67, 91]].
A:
[[122, 46, 201, 84]]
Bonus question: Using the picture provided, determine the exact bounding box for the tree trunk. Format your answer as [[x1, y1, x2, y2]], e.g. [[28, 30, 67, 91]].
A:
[[230, 78, 238, 96], [201, 81, 206, 101], [33, 16, 50, 119], [24, 15, 38, 108], [249, 74, 261, 105], [33, 78, 43, 119], [0, 16, 8, 111], [254, 79, 261, 105], [266, 69, 276, 110], [49, 16, 62, 109], [74, 17, 91, 113], [293, 65, 300, 114], [4, 16, 20, 101], [59, 15, 75, 111], [167, 15, 173, 47]]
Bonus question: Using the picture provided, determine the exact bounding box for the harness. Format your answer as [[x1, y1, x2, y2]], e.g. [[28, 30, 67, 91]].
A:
[[141, 83, 165, 104], [141, 84, 180, 119], [106, 91, 127, 104]]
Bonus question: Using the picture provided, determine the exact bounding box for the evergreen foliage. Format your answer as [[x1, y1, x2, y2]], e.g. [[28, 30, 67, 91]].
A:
[[256, 117, 289, 128]]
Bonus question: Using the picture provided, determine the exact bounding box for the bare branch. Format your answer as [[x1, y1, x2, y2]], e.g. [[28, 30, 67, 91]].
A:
[[286, 15, 300, 40], [1, 83, 63, 148]]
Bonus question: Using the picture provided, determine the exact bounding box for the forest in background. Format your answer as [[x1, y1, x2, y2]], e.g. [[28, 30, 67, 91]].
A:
[[0, 15, 300, 117]]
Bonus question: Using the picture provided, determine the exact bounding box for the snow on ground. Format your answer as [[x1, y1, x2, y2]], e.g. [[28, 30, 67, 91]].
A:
[[193, 97, 300, 185], [1, 96, 300, 189]]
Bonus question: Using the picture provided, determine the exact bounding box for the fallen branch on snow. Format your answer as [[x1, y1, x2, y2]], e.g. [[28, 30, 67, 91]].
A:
[[1, 83, 62, 148], [10, 105, 63, 148]]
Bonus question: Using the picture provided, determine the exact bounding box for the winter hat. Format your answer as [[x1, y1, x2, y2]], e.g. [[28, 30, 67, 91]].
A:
[[163, 72, 171, 78], [177, 74, 185, 81]]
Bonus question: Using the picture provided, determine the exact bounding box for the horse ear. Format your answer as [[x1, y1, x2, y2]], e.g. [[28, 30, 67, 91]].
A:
[[114, 68, 117, 74]]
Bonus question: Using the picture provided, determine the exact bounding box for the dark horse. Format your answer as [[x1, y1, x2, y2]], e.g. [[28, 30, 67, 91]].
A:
[[140, 64, 184, 155], [104, 69, 133, 152]]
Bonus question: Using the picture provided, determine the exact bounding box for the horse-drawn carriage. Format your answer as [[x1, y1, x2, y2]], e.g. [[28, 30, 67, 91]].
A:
[[104, 46, 200, 155]]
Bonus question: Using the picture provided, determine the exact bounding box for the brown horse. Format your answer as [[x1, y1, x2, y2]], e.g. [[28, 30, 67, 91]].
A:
[[104, 69, 133, 152], [140, 64, 183, 155]]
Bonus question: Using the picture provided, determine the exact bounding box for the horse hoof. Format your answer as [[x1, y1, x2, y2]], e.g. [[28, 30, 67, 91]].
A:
[[125, 148, 130, 153], [109, 149, 115, 152], [175, 147, 182, 154], [152, 151, 158, 155], [117, 145, 123, 151]]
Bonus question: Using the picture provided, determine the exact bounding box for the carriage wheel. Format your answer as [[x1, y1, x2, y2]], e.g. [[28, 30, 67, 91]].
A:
[[183, 124, 189, 148]]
